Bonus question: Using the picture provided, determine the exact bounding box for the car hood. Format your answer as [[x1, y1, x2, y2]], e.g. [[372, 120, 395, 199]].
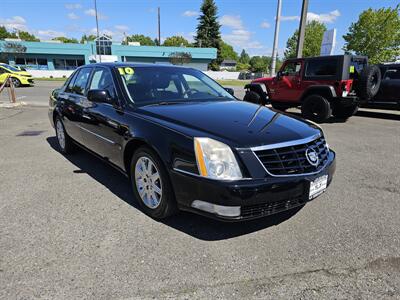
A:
[[138, 100, 321, 148]]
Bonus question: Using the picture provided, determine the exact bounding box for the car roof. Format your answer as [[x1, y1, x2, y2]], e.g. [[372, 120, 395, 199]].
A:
[[83, 62, 190, 69]]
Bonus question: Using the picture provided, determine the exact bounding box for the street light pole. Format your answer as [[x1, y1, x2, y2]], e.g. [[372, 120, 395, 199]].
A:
[[296, 0, 309, 58], [157, 7, 161, 46], [270, 0, 282, 76], [94, 0, 101, 62]]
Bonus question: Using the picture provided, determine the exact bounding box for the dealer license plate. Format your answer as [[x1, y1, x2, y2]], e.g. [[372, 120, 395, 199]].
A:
[[309, 175, 328, 200]]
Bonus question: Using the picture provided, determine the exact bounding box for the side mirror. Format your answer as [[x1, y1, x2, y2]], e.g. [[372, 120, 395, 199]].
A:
[[87, 89, 112, 103], [224, 87, 234, 96]]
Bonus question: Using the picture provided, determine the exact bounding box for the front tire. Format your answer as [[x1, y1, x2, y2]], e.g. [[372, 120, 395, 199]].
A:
[[11, 77, 21, 88], [301, 95, 332, 123], [130, 146, 177, 220], [55, 117, 75, 154]]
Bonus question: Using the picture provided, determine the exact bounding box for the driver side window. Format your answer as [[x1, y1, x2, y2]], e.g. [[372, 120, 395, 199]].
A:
[[282, 62, 301, 76], [182, 74, 217, 96]]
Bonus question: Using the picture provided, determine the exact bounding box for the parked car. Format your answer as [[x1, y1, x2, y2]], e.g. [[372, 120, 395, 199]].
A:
[[244, 55, 382, 122], [370, 63, 400, 106], [49, 63, 336, 221], [0, 63, 34, 87]]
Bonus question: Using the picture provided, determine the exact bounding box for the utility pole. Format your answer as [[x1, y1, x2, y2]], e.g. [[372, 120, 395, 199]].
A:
[[270, 0, 282, 76], [296, 0, 309, 58], [157, 7, 161, 46], [94, 0, 101, 62]]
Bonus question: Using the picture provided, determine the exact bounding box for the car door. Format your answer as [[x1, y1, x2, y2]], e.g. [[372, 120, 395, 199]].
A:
[[56, 70, 86, 143], [78, 66, 127, 166], [274, 61, 303, 102]]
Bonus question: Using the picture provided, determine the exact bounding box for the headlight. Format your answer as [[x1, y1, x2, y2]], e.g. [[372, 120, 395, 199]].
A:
[[194, 137, 242, 180]]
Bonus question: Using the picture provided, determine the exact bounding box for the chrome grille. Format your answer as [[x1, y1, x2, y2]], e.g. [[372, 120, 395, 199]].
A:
[[254, 136, 329, 176]]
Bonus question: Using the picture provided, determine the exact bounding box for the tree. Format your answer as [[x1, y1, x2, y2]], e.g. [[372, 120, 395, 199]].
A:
[[0, 26, 17, 40], [220, 41, 238, 61], [194, 0, 222, 70], [80, 34, 96, 43], [236, 62, 250, 71], [249, 56, 271, 73], [52, 37, 79, 44], [239, 49, 250, 64], [0, 42, 27, 63], [18, 31, 39, 42], [284, 20, 327, 59], [125, 34, 156, 46], [163, 36, 191, 47], [343, 6, 400, 64], [168, 52, 192, 65]]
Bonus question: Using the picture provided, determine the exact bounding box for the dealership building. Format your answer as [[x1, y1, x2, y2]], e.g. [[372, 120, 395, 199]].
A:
[[0, 36, 217, 75]]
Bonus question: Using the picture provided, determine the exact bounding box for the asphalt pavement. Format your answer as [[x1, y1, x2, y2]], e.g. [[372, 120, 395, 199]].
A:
[[0, 82, 400, 299]]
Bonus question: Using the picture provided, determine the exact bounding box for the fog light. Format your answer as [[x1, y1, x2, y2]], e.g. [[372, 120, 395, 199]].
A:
[[191, 200, 241, 217]]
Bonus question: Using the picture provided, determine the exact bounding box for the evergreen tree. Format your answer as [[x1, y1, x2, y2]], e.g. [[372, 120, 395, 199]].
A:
[[239, 49, 250, 64], [194, 0, 222, 70]]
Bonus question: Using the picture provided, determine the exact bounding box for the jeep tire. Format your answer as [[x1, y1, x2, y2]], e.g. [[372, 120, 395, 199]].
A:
[[332, 103, 358, 119], [357, 65, 381, 100], [271, 103, 289, 111], [243, 90, 263, 105], [301, 95, 332, 123]]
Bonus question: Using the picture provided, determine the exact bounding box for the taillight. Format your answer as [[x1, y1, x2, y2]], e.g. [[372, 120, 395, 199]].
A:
[[341, 80, 353, 97]]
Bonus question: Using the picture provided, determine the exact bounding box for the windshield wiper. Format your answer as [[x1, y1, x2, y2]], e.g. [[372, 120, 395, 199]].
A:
[[145, 101, 187, 107]]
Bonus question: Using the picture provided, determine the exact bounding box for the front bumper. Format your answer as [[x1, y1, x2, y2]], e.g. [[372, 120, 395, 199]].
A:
[[170, 150, 336, 221]]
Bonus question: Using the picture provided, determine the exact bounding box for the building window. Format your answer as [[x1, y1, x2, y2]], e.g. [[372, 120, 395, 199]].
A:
[[53, 59, 66, 70], [95, 35, 112, 55], [66, 59, 77, 70], [15, 58, 25, 65]]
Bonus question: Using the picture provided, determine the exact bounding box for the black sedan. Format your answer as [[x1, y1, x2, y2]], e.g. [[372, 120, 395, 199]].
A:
[[49, 63, 336, 221]]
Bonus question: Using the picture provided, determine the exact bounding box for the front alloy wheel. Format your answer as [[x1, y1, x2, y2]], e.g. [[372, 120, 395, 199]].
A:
[[135, 156, 163, 209], [130, 147, 177, 219]]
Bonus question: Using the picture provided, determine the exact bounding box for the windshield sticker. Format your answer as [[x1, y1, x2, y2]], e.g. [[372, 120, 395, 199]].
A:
[[124, 67, 134, 75], [349, 66, 355, 73]]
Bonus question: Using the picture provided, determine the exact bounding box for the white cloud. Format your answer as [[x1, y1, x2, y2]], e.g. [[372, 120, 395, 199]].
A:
[[85, 9, 108, 20], [307, 10, 340, 23], [219, 15, 244, 30], [114, 25, 129, 31], [0, 16, 27, 31], [67, 12, 79, 20], [182, 10, 199, 17], [280, 10, 340, 23], [65, 3, 82, 10], [260, 21, 270, 28], [37, 30, 66, 38], [280, 15, 300, 21]]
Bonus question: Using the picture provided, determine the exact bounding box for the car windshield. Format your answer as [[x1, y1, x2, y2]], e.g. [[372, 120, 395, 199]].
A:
[[117, 65, 235, 105], [1, 64, 20, 72]]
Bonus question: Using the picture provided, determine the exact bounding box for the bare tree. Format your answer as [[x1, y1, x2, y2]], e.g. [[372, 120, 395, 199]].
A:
[[168, 52, 192, 65]]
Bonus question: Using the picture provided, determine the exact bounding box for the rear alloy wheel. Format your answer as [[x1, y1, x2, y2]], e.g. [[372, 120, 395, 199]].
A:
[[332, 104, 358, 119], [130, 147, 177, 220], [11, 77, 21, 88], [55, 117, 75, 154], [301, 95, 332, 123]]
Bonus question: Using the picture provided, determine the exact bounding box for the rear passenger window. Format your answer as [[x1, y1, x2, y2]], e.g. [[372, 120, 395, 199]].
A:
[[306, 59, 337, 77], [70, 68, 92, 95], [89, 68, 116, 98]]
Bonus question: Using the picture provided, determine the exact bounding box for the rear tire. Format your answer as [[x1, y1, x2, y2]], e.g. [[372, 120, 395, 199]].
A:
[[332, 104, 358, 119], [130, 146, 178, 220], [356, 65, 381, 100], [55, 116, 76, 154], [301, 95, 332, 123]]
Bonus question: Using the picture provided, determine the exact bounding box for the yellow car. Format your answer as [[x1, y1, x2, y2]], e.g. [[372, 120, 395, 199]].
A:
[[0, 63, 34, 87]]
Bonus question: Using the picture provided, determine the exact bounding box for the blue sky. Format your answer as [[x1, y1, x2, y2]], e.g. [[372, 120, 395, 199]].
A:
[[0, 0, 398, 57]]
